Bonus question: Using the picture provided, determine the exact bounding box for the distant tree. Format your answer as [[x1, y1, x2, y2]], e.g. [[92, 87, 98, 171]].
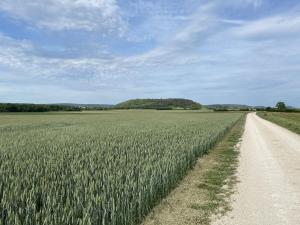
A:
[[275, 101, 287, 111]]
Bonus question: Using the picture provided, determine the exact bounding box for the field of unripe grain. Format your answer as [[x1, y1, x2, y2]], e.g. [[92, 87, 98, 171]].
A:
[[0, 110, 243, 225]]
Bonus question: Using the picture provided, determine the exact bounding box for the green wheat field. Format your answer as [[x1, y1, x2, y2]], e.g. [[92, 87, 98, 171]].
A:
[[0, 111, 243, 225]]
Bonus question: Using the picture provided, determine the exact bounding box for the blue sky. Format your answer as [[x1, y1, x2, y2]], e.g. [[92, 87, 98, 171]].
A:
[[0, 0, 299, 106]]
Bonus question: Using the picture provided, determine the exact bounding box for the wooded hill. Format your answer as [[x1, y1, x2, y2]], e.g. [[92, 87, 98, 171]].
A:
[[115, 98, 202, 110]]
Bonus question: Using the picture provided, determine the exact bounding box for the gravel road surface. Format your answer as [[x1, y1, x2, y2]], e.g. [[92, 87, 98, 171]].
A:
[[213, 113, 300, 225]]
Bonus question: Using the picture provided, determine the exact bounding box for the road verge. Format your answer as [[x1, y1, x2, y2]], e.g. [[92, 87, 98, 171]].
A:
[[142, 115, 246, 225]]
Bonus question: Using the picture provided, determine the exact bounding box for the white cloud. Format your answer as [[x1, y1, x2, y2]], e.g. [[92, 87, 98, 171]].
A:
[[223, 0, 264, 8], [0, 2, 218, 84], [123, 3, 219, 66], [1, 1, 300, 105], [0, 32, 144, 90], [232, 13, 300, 39], [0, 0, 126, 33], [0, 34, 33, 69], [244, 0, 263, 8]]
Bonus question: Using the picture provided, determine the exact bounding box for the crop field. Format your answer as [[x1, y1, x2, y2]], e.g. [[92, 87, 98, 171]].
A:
[[257, 112, 300, 134], [0, 111, 243, 225]]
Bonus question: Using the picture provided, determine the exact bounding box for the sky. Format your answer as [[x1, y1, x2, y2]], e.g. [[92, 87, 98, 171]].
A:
[[0, 0, 299, 106]]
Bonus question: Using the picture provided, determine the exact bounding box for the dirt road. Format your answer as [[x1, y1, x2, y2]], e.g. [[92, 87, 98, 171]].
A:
[[213, 113, 300, 225]]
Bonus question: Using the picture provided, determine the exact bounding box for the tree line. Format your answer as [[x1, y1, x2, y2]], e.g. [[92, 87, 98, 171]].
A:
[[262, 102, 299, 112], [0, 103, 81, 112], [213, 102, 299, 112]]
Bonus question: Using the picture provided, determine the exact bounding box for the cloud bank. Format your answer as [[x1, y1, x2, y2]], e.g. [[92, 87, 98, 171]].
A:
[[0, 0, 299, 106]]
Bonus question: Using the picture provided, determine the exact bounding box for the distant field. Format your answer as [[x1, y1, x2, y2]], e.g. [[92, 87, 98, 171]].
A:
[[0, 111, 243, 225], [257, 112, 300, 134]]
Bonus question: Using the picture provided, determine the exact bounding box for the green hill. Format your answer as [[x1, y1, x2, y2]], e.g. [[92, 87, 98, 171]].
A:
[[115, 98, 202, 110]]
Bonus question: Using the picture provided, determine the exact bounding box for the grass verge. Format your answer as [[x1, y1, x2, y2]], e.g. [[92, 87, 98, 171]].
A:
[[142, 115, 246, 225], [191, 115, 245, 224], [257, 112, 300, 135]]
